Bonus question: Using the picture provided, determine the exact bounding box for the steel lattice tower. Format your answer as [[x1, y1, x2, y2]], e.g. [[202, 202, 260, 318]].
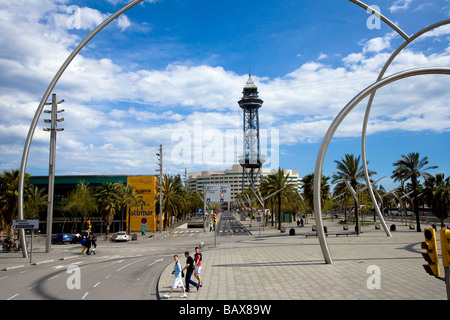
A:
[[238, 75, 265, 190]]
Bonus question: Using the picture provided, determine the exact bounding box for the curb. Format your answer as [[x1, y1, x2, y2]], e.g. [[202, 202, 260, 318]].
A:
[[3, 265, 24, 271]]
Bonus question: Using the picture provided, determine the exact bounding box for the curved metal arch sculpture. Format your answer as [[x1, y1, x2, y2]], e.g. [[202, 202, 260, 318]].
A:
[[312, 1, 450, 265], [360, 19, 450, 234], [15, 0, 449, 263], [313, 68, 450, 264], [16, 0, 145, 258]]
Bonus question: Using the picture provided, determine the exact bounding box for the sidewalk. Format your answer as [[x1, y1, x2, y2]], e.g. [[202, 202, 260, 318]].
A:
[[158, 217, 448, 300]]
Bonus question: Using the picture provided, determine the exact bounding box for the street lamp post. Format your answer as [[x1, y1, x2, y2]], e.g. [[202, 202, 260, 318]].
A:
[[156, 145, 163, 232], [43, 93, 64, 253]]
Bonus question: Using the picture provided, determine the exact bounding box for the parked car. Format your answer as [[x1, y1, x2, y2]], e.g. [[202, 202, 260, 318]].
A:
[[52, 233, 73, 244], [112, 231, 129, 242]]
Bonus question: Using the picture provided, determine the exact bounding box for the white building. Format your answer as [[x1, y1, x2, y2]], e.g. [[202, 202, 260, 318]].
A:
[[188, 164, 301, 201]]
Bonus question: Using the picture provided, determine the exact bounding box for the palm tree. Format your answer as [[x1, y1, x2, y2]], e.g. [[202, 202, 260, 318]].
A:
[[24, 185, 47, 218], [332, 154, 376, 234], [0, 169, 31, 251], [301, 173, 331, 212], [97, 182, 120, 240], [64, 181, 97, 232], [260, 167, 297, 230], [424, 173, 450, 228], [392, 152, 437, 232], [115, 181, 142, 232], [156, 174, 183, 230]]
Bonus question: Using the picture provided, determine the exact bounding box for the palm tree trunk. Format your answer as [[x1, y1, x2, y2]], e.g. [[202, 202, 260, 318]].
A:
[[278, 193, 282, 230]]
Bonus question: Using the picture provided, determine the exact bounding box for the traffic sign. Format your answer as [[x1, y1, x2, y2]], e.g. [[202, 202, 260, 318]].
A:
[[12, 219, 39, 229], [205, 185, 231, 202]]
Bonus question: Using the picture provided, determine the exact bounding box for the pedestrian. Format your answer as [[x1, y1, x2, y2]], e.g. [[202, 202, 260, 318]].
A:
[[81, 236, 86, 254], [183, 251, 199, 292], [85, 234, 92, 255], [90, 234, 97, 255], [164, 255, 187, 299], [193, 247, 203, 287]]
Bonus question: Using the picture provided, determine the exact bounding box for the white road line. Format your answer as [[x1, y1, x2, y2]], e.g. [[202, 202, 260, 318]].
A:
[[49, 275, 59, 280], [6, 294, 19, 300], [82, 292, 89, 300], [93, 282, 101, 288], [116, 258, 146, 271], [147, 258, 164, 267]]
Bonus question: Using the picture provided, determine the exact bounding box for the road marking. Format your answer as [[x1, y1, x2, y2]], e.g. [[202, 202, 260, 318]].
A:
[[82, 292, 89, 300], [49, 275, 59, 280], [0, 276, 9, 280], [6, 294, 19, 300], [105, 274, 112, 279], [93, 282, 101, 288], [28, 284, 38, 290], [147, 258, 164, 267], [116, 258, 146, 271]]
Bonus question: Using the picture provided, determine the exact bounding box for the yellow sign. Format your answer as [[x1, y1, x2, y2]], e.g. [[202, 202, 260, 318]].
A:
[[127, 176, 157, 232]]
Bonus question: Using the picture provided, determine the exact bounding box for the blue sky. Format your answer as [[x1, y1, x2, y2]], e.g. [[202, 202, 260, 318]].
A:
[[0, 0, 449, 192]]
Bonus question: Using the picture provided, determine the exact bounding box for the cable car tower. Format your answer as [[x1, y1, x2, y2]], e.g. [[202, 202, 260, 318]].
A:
[[238, 74, 265, 190]]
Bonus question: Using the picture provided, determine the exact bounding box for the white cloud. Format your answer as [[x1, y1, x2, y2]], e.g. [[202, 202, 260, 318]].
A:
[[389, 0, 414, 13], [1, 0, 449, 175]]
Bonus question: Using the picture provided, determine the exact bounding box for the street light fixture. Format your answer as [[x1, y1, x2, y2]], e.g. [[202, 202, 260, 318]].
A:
[[43, 93, 64, 253]]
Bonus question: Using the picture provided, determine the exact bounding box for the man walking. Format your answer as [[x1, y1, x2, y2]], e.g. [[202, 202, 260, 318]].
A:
[[183, 251, 199, 292], [164, 255, 187, 298], [193, 247, 203, 287]]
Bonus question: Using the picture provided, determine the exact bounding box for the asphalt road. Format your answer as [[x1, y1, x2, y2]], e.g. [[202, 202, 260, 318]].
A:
[[217, 211, 252, 236], [0, 229, 212, 300]]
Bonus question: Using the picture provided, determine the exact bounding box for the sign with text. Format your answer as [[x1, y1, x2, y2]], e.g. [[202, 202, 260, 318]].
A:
[[205, 184, 231, 202], [127, 176, 157, 232], [12, 219, 39, 229]]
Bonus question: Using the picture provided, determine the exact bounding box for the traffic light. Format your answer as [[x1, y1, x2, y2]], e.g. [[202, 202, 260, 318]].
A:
[[213, 213, 217, 225], [440, 228, 450, 268], [421, 227, 440, 278], [87, 220, 91, 231]]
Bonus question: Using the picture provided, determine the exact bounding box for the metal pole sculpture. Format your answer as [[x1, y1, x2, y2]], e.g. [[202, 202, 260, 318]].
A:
[[312, 0, 450, 264], [17, 0, 144, 257], [360, 19, 450, 234], [313, 67, 450, 264]]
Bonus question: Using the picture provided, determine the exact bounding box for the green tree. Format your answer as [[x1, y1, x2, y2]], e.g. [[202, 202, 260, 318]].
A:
[[64, 181, 97, 232], [24, 185, 47, 218], [424, 173, 449, 228], [97, 182, 120, 240], [392, 152, 437, 232], [115, 181, 142, 232], [260, 167, 297, 230], [332, 154, 376, 234], [0, 169, 31, 252], [301, 173, 331, 212], [156, 174, 183, 230]]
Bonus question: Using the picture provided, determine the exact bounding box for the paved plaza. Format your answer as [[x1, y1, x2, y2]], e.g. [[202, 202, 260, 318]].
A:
[[158, 216, 448, 300]]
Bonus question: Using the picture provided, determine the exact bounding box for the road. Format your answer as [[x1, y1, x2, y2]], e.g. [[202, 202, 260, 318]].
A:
[[0, 228, 211, 300], [217, 211, 252, 236]]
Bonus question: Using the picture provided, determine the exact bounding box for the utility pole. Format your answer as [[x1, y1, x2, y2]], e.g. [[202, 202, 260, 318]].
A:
[[156, 145, 163, 232], [43, 93, 64, 253]]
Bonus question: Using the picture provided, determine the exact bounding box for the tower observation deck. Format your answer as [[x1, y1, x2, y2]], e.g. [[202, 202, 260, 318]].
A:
[[238, 75, 265, 189]]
